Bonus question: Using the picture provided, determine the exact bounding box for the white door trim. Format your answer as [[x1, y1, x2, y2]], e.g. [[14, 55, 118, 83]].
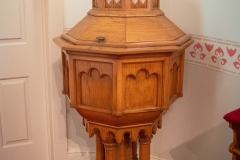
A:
[[41, 0, 67, 160]]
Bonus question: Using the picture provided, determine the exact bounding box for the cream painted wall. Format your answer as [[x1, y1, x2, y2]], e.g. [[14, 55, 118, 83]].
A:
[[63, 0, 240, 159], [161, 0, 240, 42], [152, 63, 239, 159], [63, 0, 91, 30]]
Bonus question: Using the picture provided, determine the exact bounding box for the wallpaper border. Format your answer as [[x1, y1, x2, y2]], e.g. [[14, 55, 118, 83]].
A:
[[185, 34, 240, 77]]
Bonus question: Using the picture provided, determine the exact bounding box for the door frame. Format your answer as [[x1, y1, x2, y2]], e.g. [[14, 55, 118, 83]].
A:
[[42, 0, 68, 160]]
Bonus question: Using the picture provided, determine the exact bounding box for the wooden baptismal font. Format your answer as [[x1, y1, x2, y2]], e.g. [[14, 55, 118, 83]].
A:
[[54, 0, 193, 159]]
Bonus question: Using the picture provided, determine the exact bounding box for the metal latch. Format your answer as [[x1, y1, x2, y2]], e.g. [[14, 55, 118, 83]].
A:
[[96, 36, 105, 43]]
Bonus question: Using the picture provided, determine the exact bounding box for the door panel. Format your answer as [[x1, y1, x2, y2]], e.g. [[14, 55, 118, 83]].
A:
[[0, 0, 26, 43], [0, 0, 49, 159], [0, 78, 31, 148]]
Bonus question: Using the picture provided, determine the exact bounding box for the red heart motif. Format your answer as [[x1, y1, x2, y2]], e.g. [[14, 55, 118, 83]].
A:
[[205, 43, 214, 52], [227, 47, 237, 57], [190, 51, 196, 58], [220, 58, 227, 65], [215, 47, 224, 57], [200, 53, 206, 60], [194, 43, 203, 52], [233, 61, 240, 69], [211, 56, 218, 63]]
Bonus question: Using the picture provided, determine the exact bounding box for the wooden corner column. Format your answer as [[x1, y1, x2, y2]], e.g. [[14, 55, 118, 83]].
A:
[[54, 0, 193, 159]]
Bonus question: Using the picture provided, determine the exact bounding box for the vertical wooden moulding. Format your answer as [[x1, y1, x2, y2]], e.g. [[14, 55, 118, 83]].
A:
[[162, 57, 171, 109], [76, 70, 81, 105], [174, 62, 180, 94], [157, 62, 162, 109], [169, 62, 179, 100], [169, 51, 185, 104], [98, 0, 105, 10], [152, 0, 159, 9], [125, 0, 131, 10], [62, 51, 70, 98], [93, 0, 98, 8], [61, 51, 67, 94], [113, 60, 123, 116], [179, 51, 185, 97], [69, 54, 77, 107]]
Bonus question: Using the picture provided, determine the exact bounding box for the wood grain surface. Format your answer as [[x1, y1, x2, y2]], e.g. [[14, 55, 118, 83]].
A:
[[54, 0, 193, 159]]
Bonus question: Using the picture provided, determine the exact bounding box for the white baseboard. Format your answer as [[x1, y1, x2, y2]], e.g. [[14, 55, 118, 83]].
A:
[[67, 148, 166, 160], [150, 155, 166, 160], [68, 147, 96, 154]]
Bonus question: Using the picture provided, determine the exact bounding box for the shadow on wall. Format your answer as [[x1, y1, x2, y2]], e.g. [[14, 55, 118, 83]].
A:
[[169, 122, 232, 160], [53, 60, 68, 139], [152, 63, 240, 159], [65, 97, 95, 151]]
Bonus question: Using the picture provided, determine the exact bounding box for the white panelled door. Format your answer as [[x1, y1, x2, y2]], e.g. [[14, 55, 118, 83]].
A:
[[0, 0, 49, 160]]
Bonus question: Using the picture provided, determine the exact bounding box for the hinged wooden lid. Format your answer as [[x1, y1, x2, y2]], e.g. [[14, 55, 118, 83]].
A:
[[55, 0, 193, 52]]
